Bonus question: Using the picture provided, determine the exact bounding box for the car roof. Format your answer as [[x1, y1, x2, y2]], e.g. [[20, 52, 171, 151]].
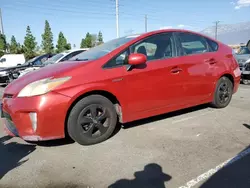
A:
[[137, 29, 219, 43]]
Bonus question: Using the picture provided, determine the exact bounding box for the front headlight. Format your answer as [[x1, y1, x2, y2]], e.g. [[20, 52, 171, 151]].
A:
[[17, 76, 71, 97], [0, 71, 7, 76]]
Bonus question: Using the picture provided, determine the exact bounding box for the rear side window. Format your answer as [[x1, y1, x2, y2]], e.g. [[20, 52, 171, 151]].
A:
[[178, 33, 209, 56], [206, 39, 219, 52]]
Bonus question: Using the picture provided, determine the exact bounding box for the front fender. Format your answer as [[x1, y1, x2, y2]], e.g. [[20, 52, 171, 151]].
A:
[[55, 83, 126, 111]]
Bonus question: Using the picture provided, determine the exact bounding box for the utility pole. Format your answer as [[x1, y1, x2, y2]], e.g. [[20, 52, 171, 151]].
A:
[[115, 0, 119, 38], [0, 8, 4, 35], [145, 14, 148, 32], [214, 21, 220, 40]]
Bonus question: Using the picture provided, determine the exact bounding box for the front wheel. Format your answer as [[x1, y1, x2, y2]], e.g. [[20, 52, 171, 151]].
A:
[[67, 95, 117, 145], [211, 76, 233, 108]]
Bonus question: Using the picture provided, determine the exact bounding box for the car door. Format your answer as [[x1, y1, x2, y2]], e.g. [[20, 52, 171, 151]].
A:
[[122, 32, 187, 119], [175, 32, 219, 103]]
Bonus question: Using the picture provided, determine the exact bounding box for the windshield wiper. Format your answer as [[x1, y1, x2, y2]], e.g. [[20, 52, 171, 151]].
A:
[[73, 58, 89, 61]]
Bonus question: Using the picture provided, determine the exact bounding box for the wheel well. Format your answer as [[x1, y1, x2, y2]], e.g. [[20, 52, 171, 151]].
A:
[[221, 74, 234, 87], [64, 90, 122, 138]]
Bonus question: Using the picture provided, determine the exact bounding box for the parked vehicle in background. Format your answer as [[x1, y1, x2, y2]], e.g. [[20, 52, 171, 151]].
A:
[[44, 48, 89, 65], [0, 54, 54, 84], [7, 53, 55, 82], [0, 54, 25, 68], [1, 29, 240, 145], [237, 40, 250, 84]]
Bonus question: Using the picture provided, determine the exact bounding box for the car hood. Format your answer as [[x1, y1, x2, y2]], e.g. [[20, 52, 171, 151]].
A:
[[4, 61, 84, 95]]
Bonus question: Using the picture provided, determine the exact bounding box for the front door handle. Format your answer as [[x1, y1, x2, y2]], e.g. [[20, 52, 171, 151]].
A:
[[171, 67, 182, 74]]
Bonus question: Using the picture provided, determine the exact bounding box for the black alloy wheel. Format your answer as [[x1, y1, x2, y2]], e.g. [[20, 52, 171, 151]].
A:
[[211, 76, 233, 108], [67, 95, 117, 145], [78, 104, 110, 138], [218, 82, 231, 104]]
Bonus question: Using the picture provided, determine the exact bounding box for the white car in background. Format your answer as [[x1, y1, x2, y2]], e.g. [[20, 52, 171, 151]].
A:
[[44, 48, 89, 65], [0, 54, 25, 68], [18, 48, 89, 78], [5, 49, 89, 82]]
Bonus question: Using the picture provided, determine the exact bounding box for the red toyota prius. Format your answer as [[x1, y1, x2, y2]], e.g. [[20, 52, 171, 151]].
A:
[[1, 29, 241, 145]]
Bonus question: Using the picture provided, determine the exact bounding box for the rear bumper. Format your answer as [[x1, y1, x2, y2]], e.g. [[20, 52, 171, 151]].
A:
[[1, 91, 71, 141], [233, 74, 241, 94]]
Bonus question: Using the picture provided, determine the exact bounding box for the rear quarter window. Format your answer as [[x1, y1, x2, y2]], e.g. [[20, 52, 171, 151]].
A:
[[206, 39, 219, 52]]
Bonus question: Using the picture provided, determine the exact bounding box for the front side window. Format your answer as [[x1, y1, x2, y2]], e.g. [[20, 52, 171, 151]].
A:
[[178, 33, 209, 55], [103, 50, 128, 68], [130, 33, 175, 61]]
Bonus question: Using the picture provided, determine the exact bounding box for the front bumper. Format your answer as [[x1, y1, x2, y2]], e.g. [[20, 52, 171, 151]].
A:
[[1, 91, 71, 141], [0, 75, 9, 83]]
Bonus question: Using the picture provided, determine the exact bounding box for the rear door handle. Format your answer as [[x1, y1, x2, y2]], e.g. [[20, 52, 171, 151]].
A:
[[171, 67, 182, 74], [204, 58, 217, 65]]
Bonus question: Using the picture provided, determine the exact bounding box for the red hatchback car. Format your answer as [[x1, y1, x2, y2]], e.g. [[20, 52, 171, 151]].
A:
[[1, 29, 241, 145]]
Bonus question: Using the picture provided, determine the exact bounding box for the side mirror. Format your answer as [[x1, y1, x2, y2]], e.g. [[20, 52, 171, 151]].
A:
[[247, 40, 250, 51], [128, 53, 147, 66]]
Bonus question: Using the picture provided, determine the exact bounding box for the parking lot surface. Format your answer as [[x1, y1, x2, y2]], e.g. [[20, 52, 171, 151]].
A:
[[1, 85, 250, 188]]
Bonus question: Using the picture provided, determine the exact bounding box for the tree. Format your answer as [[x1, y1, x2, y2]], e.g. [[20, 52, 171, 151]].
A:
[[0, 34, 7, 53], [91, 34, 97, 47], [80, 38, 85, 48], [23, 26, 37, 60], [66, 43, 71, 50], [9, 35, 18, 53], [97, 31, 104, 45], [41, 20, 54, 53], [56, 32, 71, 53], [80, 32, 93, 48], [17, 43, 24, 54]]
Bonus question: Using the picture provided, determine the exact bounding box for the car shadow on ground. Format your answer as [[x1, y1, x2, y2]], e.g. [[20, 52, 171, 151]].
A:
[[123, 104, 208, 129], [26, 137, 75, 147], [0, 135, 36, 180], [108, 163, 172, 188], [199, 124, 250, 188]]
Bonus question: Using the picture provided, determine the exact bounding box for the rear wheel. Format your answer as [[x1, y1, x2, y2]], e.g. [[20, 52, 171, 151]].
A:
[[211, 76, 233, 108], [67, 95, 117, 145]]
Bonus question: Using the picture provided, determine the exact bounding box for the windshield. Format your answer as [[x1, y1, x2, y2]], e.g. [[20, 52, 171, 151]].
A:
[[238, 47, 250, 55], [70, 35, 140, 61], [44, 53, 64, 64], [23, 56, 37, 65]]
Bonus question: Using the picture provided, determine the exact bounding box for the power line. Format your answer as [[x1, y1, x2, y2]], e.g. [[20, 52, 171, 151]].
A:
[[2, 5, 115, 17]]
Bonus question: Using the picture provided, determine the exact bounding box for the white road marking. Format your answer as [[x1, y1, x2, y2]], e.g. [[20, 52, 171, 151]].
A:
[[178, 147, 250, 188], [172, 111, 214, 124]]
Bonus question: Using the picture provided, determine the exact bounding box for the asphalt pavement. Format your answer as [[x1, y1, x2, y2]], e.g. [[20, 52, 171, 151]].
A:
[[1, 85, 250, 188]]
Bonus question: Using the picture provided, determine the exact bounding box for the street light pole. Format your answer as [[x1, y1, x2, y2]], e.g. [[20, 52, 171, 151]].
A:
[[116, 0, 119, 38]]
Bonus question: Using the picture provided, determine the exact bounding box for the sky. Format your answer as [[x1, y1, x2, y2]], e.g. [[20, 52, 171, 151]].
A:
[[1, 0, 250, 48]]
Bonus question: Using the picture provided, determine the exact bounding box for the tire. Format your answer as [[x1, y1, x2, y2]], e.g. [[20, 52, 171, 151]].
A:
[[242, 79, 250, 85], [211, 76, 233, 108], [67, 95, 117, 145]]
